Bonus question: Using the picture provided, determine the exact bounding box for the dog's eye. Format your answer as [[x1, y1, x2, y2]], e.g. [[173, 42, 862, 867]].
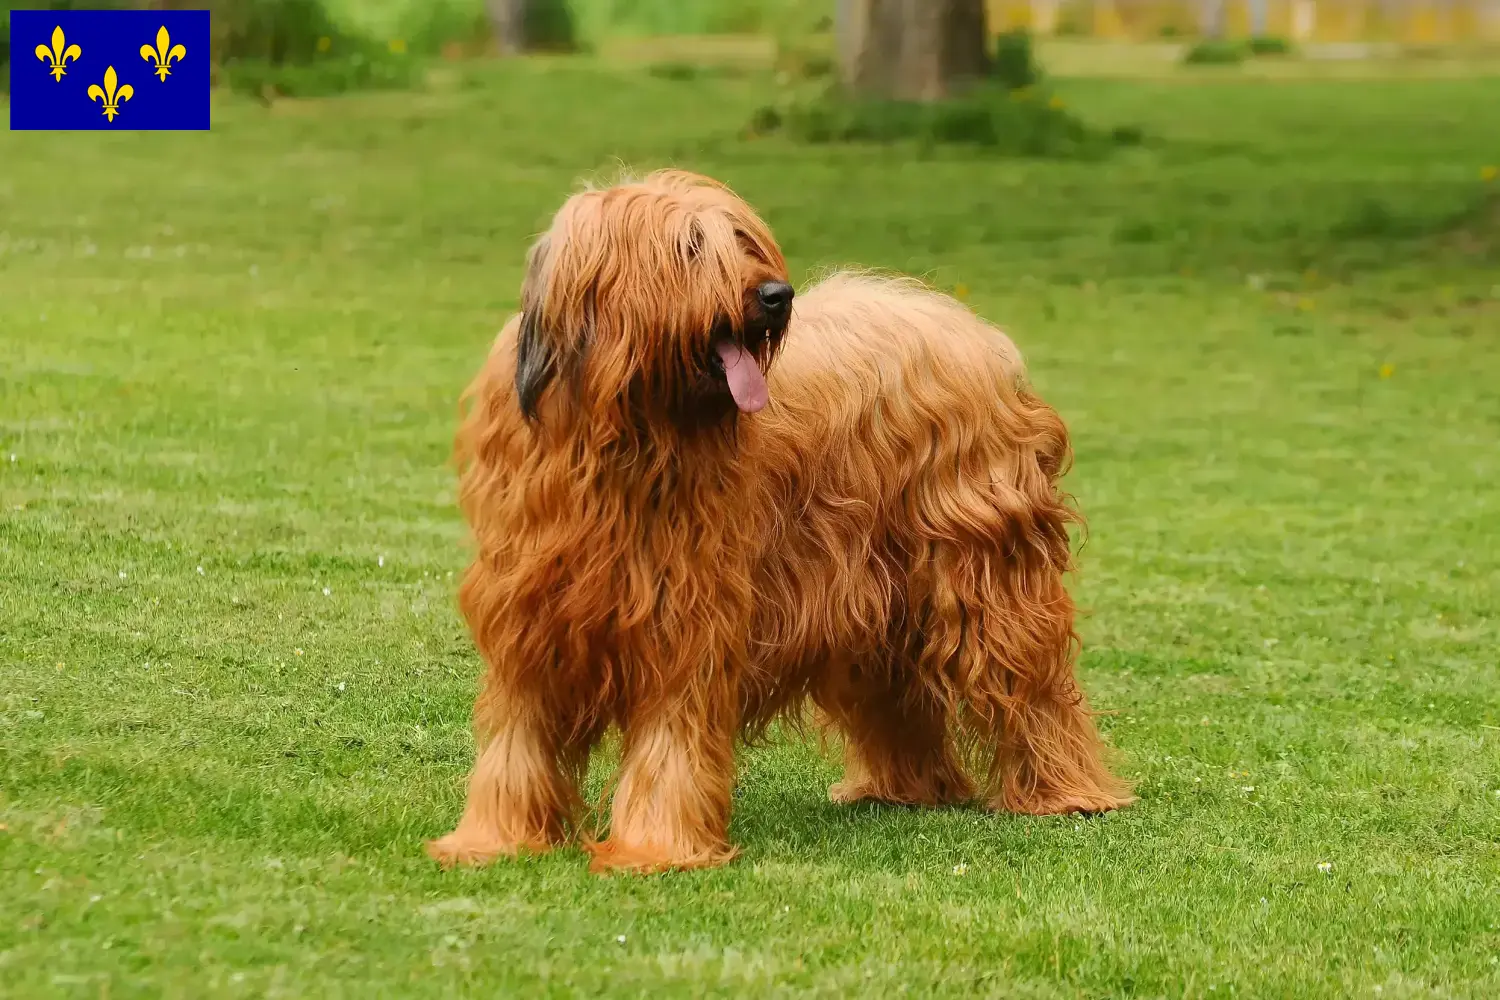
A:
[[734, 228, 771, 265]]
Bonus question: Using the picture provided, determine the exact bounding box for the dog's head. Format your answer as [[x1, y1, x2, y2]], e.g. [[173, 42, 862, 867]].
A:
[[512, 170, 792, 430]]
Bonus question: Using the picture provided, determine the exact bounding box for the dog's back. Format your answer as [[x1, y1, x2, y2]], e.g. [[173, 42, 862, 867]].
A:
[[776, 271, 1026, 390], [756, 270, 1054, 504]]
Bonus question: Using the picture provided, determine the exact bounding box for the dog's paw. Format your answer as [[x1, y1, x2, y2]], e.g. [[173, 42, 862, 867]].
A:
[[988, 789, 1136, 816], [425, 831, 548, 869], [827, 780, 879, 805], [828, 776, 974, 808], [584, 838, 738, 875]]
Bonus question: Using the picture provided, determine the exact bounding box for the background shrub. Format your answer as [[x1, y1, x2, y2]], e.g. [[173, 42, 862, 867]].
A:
[[1247, 34, 1295, 56], [990, 28, 1040, 91], [1182, 39, 1248, 65], [752, 83, 1133, 161]]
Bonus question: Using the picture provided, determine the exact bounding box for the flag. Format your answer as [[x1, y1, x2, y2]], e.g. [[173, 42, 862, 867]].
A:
[[9, 8, 211, 130]]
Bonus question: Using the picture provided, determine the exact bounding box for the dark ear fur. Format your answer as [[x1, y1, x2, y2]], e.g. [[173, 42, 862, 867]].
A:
[[513, 234, 556, 422], [515, 307, 555, 422]]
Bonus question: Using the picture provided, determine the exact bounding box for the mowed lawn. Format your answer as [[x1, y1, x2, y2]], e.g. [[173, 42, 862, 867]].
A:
[[2, 56, 1498, 998]]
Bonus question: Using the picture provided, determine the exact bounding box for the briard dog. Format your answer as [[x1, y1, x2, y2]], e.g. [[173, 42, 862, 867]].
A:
[[427, 169, 1134, 874]]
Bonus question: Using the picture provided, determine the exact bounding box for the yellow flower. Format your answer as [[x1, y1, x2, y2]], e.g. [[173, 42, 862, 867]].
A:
[[954, 282, 970, 302], [1379, 363, 1394, 379], [317, 36, 332, 53], [388, 38, 407, 55], [1296, 296, 1314, 312], [1482, 165, 1498, 183], [1048, 95, 1065, 109]]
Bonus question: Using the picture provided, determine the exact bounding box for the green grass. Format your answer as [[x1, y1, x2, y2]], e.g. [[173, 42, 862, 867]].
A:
[[3, 54, 1500, 998]]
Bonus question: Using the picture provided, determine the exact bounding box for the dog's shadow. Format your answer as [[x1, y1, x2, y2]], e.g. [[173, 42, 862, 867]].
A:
[[571, 736, 1089, 876]]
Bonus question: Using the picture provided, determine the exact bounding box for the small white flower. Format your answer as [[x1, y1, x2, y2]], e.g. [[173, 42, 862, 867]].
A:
[[1194, 777, 1202, 783], [89, 894, 102, 903], [1242, 786, 1255, 793], [322, 587, 331, 596], [615, 934, 626, 944], [952, 862, 968, 875], [378, 555, 385, 567], [337, 681, 346, 692], [1317, 861, 1333, 874], [196, 566, 204, 575], [118, 571, 127, 579]]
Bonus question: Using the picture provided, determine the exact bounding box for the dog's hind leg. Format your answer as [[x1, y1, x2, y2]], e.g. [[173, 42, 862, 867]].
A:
[[901, 396, 1135, 817], [920, 525, 1135, 817], [815, 656, 973, 808]]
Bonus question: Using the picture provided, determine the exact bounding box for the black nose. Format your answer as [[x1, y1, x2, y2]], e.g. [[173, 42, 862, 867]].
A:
[[757, 281, 794, 316]]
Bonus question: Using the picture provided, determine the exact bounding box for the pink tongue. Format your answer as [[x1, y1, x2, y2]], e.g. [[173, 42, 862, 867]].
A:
[[715, 342, 769, 413]]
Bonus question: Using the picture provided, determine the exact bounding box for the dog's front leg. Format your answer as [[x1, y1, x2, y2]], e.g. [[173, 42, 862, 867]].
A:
[[587, 683, 740, 874], [426, 697, 589, 868]]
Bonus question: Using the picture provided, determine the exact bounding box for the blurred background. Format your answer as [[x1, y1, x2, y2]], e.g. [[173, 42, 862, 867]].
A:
[[7, 0, 1500, 98]]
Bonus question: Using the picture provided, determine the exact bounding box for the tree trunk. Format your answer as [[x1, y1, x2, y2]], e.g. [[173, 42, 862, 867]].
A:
[[1248, 0, 1269, 36], [487, 0, 526, 56], [1199, 0, 1227, 39], [837, 0, 990, 102]]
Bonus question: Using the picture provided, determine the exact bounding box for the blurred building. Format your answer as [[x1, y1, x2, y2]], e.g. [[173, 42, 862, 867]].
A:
[[987, 0, 1500, 42]]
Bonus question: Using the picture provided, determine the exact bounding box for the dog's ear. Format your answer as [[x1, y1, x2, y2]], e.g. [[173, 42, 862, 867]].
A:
[[515, 306, 556, 422], [514, 235, 556, 422]]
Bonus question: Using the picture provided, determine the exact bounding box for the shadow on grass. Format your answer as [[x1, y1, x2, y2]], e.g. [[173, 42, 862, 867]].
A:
[[8, 734, 1131, 877]]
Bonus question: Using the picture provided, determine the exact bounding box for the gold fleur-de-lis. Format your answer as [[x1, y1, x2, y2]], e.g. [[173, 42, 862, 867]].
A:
[[34, 25, 82, 81], [87, 66, 134, 123], [140, 25, 187, 81]]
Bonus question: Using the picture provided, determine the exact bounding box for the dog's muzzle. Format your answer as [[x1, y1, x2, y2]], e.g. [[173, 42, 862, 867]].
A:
[[757, 281, 794, 320]]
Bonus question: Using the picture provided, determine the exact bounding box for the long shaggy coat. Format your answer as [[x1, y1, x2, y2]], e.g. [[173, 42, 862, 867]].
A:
[[427, 170, 1133, 873]]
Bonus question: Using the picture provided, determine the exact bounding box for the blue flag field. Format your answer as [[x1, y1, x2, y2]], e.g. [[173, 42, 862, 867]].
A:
[[8, 8, 211, 130]]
